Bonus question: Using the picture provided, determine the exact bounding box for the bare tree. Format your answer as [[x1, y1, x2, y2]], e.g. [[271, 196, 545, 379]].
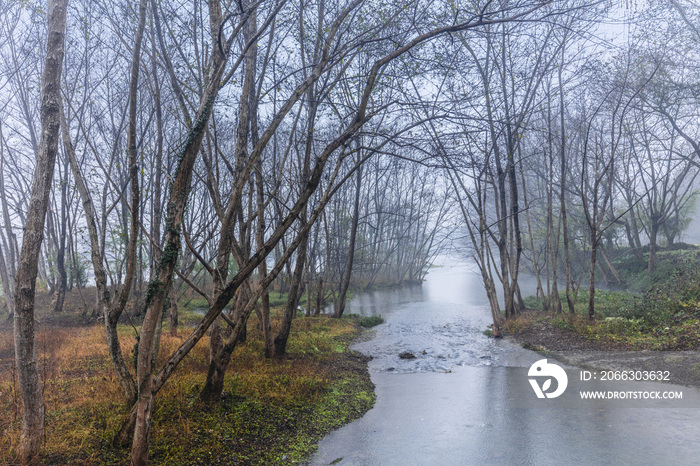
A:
[[12, 0, 68, 462]]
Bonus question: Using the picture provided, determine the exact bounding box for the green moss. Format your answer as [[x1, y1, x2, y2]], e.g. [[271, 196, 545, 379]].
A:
[[144, 352, 374, 465]]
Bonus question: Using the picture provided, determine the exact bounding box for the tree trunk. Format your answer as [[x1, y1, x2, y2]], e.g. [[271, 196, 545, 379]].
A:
[[599, 245, 621, 285], [648, 217, 658, 275], [588, 232, 597, 321], [548, 153, 562, 314], [60, 102, 137, 402], [201, 321, 227, 403], [561, 193, 575, 314], [506, 153, 523, 315], [52, 157, 69, 313], [275, 238, 306, 355], [127, 0, 158, 462], [315, 278, 324, 316], [557, 42, 575, 315], [335, 162, 362, 318], [200, 298, 249, 402], [13, 0, 68, 461], [168, 287, 178, 336], [131, 1, 232, 460]]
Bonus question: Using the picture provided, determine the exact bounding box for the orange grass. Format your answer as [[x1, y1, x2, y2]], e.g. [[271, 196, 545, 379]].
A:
[[0, 307, 365, 465]]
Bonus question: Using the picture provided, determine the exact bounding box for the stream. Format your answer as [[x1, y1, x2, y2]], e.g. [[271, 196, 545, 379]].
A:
[[310, 262, 700, 465]]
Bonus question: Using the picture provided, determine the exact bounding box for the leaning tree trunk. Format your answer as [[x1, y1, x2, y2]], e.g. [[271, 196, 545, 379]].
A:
[[131, 4, 233, 462], [60, 102, 137, 402], [335, 162, 362, 318], [13, 0, 68, 462]]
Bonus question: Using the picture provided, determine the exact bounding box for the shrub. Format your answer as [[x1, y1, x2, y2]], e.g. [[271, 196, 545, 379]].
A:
[[617, 267, 700, 330], [359, 315, 384, 328]]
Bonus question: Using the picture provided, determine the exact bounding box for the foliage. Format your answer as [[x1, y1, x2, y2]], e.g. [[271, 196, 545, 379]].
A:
[[359, 315, 384, 328], [617, 266, 700, 329], [522, 295, 543, 310], [612, 244, 700, 291]]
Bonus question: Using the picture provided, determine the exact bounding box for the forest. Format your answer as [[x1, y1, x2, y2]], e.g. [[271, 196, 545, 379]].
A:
[[1, 0, 699, 464]]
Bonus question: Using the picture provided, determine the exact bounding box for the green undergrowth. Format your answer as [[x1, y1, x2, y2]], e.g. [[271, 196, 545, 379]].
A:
[[509, 263, 700, 351], [609, 243, 700, 291], [522, 289, 638, 315], [146, 352, 374, 465], [1, 311, 375, 464], [359, 315, 385, 328]]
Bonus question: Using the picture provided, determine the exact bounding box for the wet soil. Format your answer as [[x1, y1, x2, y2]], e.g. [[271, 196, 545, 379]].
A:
[[508, 316, 700, 390]]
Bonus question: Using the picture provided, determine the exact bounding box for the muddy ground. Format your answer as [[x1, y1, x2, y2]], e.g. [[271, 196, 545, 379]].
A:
[[508, 321, 700, 390]]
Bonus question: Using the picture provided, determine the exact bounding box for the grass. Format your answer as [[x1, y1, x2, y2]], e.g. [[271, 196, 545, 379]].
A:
[[0, 291, 375, 465], [507, 249, 700, 351], [507, 296, 700, 351]]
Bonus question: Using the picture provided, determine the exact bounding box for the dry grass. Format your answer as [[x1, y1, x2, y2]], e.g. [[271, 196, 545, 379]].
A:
[[1, 325, 135, 462], [0, 299, 370, 465], [501, 312, 535, 334]]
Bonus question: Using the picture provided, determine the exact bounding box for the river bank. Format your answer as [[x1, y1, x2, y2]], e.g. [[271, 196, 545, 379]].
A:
[[507, 323, 700, 390], [503, 260, 700, 389], [0, 293, 376, 464]]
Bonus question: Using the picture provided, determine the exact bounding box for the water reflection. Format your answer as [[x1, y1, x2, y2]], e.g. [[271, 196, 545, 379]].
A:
[[311, 262, 700, 465]]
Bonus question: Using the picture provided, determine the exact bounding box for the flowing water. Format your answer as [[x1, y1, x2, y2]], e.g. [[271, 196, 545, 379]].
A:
[[310, 262, 700, 465]]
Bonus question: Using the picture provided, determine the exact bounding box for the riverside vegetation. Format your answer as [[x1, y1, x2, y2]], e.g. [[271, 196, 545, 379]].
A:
[[0, 292, 376, 465], [504, 244, 700, 352]]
